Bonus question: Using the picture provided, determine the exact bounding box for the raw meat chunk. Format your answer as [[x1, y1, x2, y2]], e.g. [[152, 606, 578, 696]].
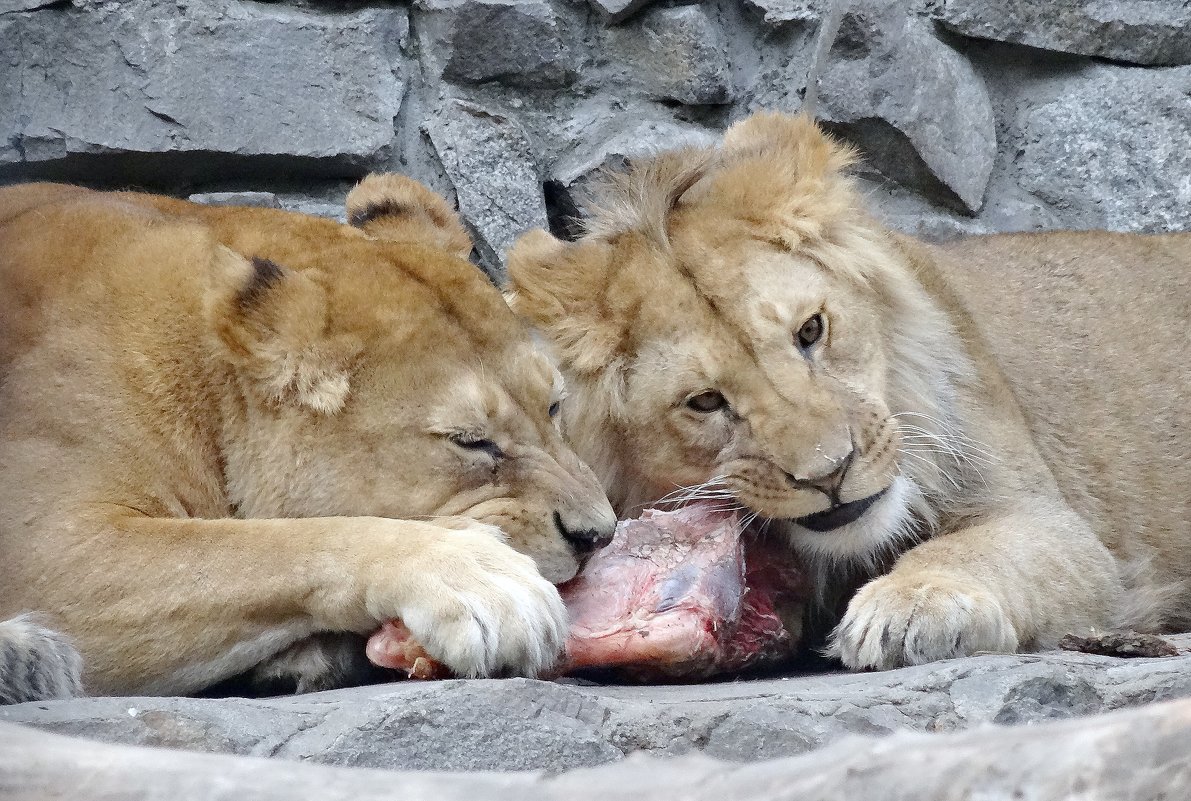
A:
[[562, 504, 806, 680], [365, 503, 806, 681]]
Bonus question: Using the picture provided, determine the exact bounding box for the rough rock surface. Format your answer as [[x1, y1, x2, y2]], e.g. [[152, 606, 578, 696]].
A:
[[189, 191, 282, 209], [2, 0, 1189, 274], [600, 5, 734, 105], [934, 0, 1191, 66], [423, 99, 548, 278], [746, 0, 822, 25], [418, 0, 576, 89], [0, 0, 405, 185], [5, 636, 1191, 772], [815, 0, 997, 212], [587, 0, 659, 25], [1006, 64, 1191, 232], [5, 695, 1191, 800]]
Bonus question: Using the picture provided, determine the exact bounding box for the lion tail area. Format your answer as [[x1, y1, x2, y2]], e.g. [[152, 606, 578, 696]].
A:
[[0, 614, 84, 705]]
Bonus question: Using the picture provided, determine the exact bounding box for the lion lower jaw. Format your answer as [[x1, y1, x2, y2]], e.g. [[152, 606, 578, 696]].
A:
[[783, 475, 921, 569]]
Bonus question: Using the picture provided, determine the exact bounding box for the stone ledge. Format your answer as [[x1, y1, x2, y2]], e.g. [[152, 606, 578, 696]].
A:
[[3, 694, 1190, 800], [4, 635, 1189, 772]]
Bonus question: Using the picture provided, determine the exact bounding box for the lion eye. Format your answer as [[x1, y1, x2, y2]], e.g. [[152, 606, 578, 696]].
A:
[[796, 313, 825, 350], [548, 400, 561, 418], [686, 390, 729, 414], [449, 433, 503, 459]]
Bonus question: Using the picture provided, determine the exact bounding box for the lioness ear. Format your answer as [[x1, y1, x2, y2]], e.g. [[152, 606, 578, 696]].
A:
[[345, 174, 473, 259], [210, 253, 361, 414], [506, 229, 622, 375]]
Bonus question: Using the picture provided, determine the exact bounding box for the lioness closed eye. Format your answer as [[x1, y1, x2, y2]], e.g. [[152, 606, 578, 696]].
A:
[[0, 176, 614, 702], [507, 112, 1191, 670]]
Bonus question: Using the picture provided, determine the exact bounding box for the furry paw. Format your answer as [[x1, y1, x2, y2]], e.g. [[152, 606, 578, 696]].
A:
[[829, 573, 1019, 670], [0, 615, 84, 704], [371, 522, 568, 679]]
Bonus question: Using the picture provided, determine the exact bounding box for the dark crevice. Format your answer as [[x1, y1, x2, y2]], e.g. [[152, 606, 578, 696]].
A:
[[543, 179, 585, 242], [821, 118, 977, 215], [0, 149, 384, 195]]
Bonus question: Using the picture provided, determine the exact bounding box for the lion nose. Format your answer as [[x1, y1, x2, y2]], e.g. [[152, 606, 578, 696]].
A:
[[787, 448, 855, 502], [554, 511, 615, 555]]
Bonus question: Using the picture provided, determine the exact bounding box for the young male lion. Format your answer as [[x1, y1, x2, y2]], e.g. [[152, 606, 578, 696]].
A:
[[507, 113, 1191, 670], [0, 176, 615, 703]]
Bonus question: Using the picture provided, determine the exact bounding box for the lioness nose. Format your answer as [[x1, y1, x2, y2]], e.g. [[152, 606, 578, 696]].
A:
[[554, 511, 615, 555]]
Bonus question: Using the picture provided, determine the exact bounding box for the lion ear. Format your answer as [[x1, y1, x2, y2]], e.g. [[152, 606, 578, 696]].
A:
[[690, 113, 859, 248], [719, 112, 856, 177], [506, 229, 622, 375], [345, 174, 473, 260], [209, 253, 361, 414]]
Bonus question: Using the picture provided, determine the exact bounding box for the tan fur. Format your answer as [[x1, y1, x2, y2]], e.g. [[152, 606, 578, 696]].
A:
[[0, 177, 615, 696], [508, 112, 1191, 669]]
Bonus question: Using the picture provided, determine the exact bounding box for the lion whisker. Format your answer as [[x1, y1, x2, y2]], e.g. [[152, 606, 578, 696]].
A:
[[652, 475, 733, 506], [898, 448, 963, 491], [893, 413, 998, 460], [896, 420, 997, 470]]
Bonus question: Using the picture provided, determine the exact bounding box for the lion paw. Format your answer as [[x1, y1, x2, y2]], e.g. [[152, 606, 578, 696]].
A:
[[828, 573, 1019, 670], [371, 522, 567, 679]]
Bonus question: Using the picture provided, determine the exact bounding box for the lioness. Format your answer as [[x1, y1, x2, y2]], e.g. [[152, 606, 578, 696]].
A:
[[0, 176, 615, 703], [507, 112, 1191, 670]]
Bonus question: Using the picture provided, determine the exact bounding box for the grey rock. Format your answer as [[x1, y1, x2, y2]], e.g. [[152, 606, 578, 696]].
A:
[[587, 0, 660, 25], [737, 21, 820, 115], [0, 0, 405, 183], [188, 191, 282, 209], [815, 0, 996, 213], [0, 0, 58, 13], [1, 0, 1189, 254], [1010, 64, 1191, 232], [423, 99, 547, 279], [934, 0, 1191, 67], [600, 5, 734, 105], [416, 0, 576, 89], [745, 0, 822, 25], [5, 636, 1191, 772], [854, 175, 995, 241], [279, 680, 623, 771], [5, 696, 1191, 800], [276, 197, 349, 223]]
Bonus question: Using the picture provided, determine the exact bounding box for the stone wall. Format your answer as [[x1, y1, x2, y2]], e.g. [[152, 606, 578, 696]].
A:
[[3, 0, 1190, 281]]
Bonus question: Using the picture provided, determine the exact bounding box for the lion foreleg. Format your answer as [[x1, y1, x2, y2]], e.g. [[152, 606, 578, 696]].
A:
[[21, 509, 565, 697], [828, 504, 1122, 669]]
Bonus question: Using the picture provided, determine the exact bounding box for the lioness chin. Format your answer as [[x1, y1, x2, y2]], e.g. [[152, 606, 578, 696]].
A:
[[506, 112, 1191, 670], [0, 176, 614, 702]]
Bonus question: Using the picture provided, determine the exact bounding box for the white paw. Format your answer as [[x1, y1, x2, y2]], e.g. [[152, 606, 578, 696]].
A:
[[829, 573, 1019, 670], [372, 523, 567, 678]]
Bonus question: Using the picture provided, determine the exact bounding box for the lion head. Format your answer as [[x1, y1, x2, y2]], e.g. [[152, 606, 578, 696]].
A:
[[508, 114, 978, 566], [206, 175, 616, 583]]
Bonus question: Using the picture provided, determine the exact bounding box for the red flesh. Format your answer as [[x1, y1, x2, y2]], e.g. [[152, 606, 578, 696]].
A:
[[366, 503, 807, 681]]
